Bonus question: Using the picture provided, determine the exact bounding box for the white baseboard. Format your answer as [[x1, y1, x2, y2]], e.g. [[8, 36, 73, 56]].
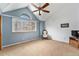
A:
[[52, 39, 69, 43], [3, 38, 39, 48], [2, 38, 68, 48]]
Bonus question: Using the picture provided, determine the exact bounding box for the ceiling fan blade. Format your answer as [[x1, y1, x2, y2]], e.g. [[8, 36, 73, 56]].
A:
[[31, 3, 39, 9], [33, 10, 39, 12], [42, 10, 50, 13], [41, 3, 49, 9]]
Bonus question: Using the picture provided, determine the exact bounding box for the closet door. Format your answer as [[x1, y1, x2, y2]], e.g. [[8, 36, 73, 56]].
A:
[[0, 16, 2, 50]]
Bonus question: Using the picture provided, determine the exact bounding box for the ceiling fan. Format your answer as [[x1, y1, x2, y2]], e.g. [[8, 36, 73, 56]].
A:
[[31, 3, 50, 15]]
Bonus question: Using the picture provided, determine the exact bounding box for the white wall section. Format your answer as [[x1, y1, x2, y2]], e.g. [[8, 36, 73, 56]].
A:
[[46, 3, 79, 42]]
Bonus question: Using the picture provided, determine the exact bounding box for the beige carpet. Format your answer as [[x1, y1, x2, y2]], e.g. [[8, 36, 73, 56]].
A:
[[0, 40, 79, 56]]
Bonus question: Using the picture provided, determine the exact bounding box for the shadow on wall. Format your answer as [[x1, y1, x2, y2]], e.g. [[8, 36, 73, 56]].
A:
[[48, 35, 53, 40]]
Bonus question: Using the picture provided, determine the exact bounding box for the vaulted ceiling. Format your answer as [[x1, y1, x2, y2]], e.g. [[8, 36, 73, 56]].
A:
[[0, 3, 51, 21], [0, 3, 28, 13]]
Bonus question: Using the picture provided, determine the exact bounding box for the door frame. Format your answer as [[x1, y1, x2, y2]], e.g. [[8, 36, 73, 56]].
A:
[[0, 16, 2, 50]]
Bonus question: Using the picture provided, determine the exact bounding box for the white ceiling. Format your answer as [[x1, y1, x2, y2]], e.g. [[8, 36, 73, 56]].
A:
[[0, 3, 28, 13], [0, 3, 45, 12], [0, 3, 51, 21]]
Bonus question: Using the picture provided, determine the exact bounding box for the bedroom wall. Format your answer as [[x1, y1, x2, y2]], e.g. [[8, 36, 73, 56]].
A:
[[45, 3, 79, 42], [2, 7, 45, 47]]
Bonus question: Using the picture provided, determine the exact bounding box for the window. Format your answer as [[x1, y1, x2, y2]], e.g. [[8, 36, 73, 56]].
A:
[[12, 17, 37, 32]]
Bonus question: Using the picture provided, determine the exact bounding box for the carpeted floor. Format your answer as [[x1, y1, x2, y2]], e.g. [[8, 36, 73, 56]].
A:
[[0, 40, 79, 56]]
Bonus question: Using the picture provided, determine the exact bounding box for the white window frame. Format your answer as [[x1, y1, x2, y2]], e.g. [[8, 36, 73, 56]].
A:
[[12, 17, 37, 32]]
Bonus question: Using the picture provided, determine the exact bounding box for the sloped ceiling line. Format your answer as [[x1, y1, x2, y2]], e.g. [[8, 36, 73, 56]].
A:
[[0, 3, 47, 21]]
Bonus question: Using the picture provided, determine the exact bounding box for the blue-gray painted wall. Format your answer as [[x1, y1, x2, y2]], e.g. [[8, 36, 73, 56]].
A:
[[2, 7, 45, 47]]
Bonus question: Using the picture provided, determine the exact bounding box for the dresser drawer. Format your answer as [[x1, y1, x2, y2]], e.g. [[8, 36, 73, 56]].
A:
[[69, 38, 79, 48]]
